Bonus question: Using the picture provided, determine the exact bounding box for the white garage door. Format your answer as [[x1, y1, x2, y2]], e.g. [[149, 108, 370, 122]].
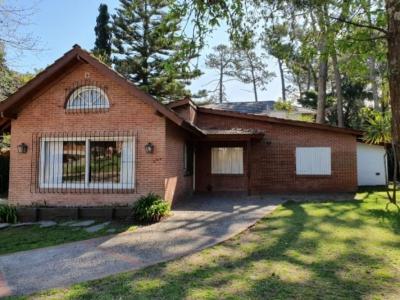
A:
[[357, 143, 387, 186]]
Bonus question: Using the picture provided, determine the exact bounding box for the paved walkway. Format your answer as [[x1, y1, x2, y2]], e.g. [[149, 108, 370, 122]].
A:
[[0, 195, 283, 297]]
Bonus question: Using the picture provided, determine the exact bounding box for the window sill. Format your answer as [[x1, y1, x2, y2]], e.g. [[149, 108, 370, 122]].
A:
[[210, 173, 245, 177], [65, 108, 109, 113], [37, 187, 135, 194], [295, 174, 332, 178]]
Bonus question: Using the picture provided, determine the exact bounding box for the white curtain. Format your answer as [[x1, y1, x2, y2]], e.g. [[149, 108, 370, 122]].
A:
[[120, 138, 135, 188], [211, 147, 244, 174], [41, 141, 63, 186]]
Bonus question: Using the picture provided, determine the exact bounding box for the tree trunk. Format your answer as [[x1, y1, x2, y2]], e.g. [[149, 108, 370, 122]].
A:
[[251, 66, 258, 102], [316, 36, 328, 124], [368, 57, 380, 110], [331, 49, 344, 127], [366, 0, 380, 111], [219, 63, 223, 103], [386, 0, 400, 204], [278, 59, 286, 101], [306, 66, 311, 91], [311, 65, 318, 92]]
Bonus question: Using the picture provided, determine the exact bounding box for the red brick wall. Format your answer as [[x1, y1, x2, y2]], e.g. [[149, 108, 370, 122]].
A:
[[164, 120, 193, 205], [8, 62, 185, 206], [195, 112, 357, 193]]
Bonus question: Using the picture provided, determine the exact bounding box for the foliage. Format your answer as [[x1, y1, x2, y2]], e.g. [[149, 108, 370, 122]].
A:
[[273, 99, 293, 112], [363, 111, 392, 144], [0, 204, 17, 223], [132, 193, 170, 223], [0, 44, 35, 101], [0, 133, 11, 153], [93, 4, 112, 63], [30, 190, 400, 299], [112, 0, 201, 102], [327, 78, 373, 129], [299, 114, 315, 123]]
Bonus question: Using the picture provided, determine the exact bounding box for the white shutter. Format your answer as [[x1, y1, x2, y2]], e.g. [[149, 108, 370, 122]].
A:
[[40, 141, 63, 186], [296, 147, 331, 175], [120, 138, 135, 188]]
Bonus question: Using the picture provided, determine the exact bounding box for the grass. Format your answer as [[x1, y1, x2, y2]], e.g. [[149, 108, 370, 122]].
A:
[[0, 222, 135, 256], [9, 189, 400, 299]]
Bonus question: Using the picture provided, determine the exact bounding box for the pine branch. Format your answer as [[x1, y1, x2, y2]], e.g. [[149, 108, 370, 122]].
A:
[[329, 15, 388, 35]]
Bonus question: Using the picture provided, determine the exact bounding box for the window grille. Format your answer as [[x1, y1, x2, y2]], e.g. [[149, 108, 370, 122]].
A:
[[31, 131, 137, 193], [65, 80, 109, 113]]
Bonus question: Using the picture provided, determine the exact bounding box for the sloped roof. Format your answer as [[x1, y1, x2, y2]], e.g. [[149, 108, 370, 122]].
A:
[[0, 45, 203, 136], [198, 106, 362, 136], [201, 101, 315, 115]]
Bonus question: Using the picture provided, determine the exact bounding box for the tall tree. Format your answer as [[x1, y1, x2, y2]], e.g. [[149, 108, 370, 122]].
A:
[[93, 4, 112, 63], [204, 44, 236, 103], [385, 0, 400, 204], [263, 24, 293, 101], [112, 0, 201, 101], [233, 48, 275, 102]]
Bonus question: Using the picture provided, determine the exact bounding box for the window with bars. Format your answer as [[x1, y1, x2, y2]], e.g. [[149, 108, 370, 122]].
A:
[[34, 132, 135, 192], [65, 80, 109, 113]]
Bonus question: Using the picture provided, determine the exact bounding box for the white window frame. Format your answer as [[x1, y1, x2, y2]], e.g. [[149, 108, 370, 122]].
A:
[[296, 147, 331, 175], [39, 136, 135, 189], [66, 86, 110, 110], [211, 147, 244, 175]]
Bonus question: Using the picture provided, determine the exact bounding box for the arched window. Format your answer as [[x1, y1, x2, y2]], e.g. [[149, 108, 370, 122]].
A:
[[66, 86, 109, 110]]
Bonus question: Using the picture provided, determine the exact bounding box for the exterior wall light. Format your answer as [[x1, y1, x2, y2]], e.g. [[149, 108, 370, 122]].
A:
[[17, 143, 28, 154], [145, 142, 154, 154]]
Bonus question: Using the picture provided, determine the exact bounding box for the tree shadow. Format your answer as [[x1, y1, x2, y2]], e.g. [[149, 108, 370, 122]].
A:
[[61, 199, 400, 300]]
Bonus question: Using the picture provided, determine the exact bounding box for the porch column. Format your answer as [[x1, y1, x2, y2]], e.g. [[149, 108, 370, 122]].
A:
[[247, 140, 251, 195]]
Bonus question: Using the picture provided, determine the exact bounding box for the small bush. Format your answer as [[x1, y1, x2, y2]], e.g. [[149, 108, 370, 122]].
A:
[[0, 204, 17, 223], [132, 193, 170, 223]]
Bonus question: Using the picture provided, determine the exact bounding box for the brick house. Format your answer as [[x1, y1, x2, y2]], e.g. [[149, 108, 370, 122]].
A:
[[0, 45, 365, 207]]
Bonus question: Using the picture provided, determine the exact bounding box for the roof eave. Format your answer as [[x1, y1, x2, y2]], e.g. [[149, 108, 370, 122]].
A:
[[198, 107, 363, 136]]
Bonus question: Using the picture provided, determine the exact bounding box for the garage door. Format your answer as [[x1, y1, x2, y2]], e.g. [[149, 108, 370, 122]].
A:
[[357, 143, 387, 186]]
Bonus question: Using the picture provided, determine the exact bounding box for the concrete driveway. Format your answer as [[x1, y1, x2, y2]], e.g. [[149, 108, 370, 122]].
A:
[[0, 195, 282, 297]]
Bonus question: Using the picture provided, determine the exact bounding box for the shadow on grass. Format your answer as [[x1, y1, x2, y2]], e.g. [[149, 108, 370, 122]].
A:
[[367, 208, 400, 234], [43, 199, 400, 300]]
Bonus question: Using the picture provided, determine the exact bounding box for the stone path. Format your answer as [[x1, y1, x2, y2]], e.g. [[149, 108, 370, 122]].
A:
[[0, 195, 283, 297]]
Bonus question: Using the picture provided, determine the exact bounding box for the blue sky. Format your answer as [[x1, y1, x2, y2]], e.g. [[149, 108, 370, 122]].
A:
[[5, 0, 282, 102]]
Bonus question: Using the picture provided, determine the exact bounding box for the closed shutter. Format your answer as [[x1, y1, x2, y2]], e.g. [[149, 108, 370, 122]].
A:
[[296, 147, 331, 175]]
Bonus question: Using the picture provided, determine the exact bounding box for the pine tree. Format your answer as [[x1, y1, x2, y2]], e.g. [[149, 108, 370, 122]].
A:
[[93, 4, 112, 63], [205, 44, 236, 103], [112, 0, 200, 101]]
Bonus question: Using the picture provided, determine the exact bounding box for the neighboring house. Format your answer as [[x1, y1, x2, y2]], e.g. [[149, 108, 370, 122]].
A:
[[0, 45, 384, 207], [202, 101, 315, 121]]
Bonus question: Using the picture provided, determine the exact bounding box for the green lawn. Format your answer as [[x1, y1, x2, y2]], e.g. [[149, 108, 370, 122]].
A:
[[11, 190, 400, 299], [0, 222, 135, 256]]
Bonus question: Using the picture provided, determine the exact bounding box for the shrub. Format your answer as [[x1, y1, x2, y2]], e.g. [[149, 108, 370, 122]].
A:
[[132, 193, 170, 223], [274, 99, 294, 112], [0, 204, 17, 223]]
